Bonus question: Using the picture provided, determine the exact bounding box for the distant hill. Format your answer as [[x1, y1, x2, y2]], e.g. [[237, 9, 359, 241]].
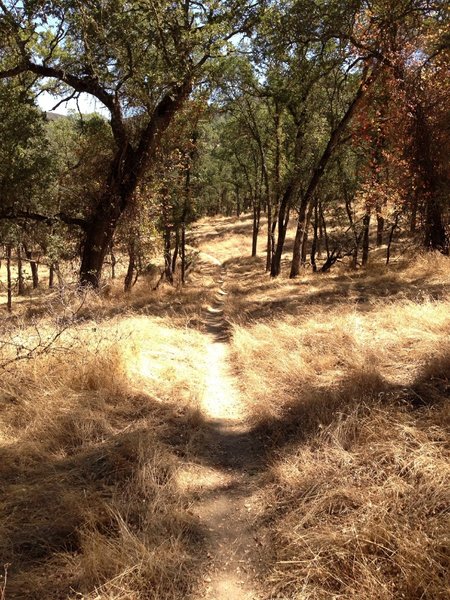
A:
[[45, 112, 66, 121]]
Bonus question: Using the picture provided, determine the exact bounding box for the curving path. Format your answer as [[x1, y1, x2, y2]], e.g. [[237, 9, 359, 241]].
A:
[[189, 256, 263, 599]]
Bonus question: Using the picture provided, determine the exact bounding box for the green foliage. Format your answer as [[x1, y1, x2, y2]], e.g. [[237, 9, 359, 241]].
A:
[[47, 113, 114, 218], [0, 80, 52, 244]]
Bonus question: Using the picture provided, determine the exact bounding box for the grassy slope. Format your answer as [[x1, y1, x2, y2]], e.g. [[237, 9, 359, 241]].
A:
[[1, 214, 449, 599], [205, 217, 450, 600], [0, 286, 214, 598]]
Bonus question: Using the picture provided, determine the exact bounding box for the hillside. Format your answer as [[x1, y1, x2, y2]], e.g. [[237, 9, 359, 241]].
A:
[[0, 215, 449, 600]]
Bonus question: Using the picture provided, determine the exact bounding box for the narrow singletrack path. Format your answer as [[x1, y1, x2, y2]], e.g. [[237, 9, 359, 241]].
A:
[[190, 257, 263, 599]]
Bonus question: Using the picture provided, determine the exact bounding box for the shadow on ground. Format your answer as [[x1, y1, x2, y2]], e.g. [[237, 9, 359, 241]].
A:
[[183, 350, 449, 481], [221, 255, 449, 325], [0, 392, 210, 600]]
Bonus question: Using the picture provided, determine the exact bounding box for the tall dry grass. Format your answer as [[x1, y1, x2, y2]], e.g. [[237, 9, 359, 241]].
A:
[[0, 315, 208, 599], [229, 253, 450, 599]]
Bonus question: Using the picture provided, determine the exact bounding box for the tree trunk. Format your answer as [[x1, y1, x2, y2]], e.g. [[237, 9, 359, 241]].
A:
[[272, 106, 303, 278], [172, 228, 180, 275], [376, 213, 384, 246], [79, 185, 126, 288], [301, 200, 314, 266], [24, 245, 39, 288], [271, 182, 293, 277], [410, 188, 418, 233], [17, 245, 25, 295], [425, 196, 447, 252], [269, 103, 282, 273], [344, 192, 359, 268], [164, 226, 173, 284], [413, 102, 447, 253], [6, 244, 12, 312], [181, 223, 186, 284], [124, 240, 136, 292], [320, 203, 330, 260], [54, 261, 64, 288], [311, 200, 319, 273], [362, 210, 371, 267], [110, 241, 116, 279], [290, 66, 378, 277], [252, 201, 260, 257], [290, 196, 309, 278], [79, 82, 192, 287], [386, 213, 399, 265], [317, 202, 323, 258], [49, 263, 54, 288], [266, 198, 272, 271]]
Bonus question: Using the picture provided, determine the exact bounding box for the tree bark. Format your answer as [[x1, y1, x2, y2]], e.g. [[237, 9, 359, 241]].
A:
[[24, 244, 39, 288], [181, 223, 186, 284], [362, 210, 371, 267], [271, 111, 305, 278], [252, 201, 260, 257], [49, 263, 54, 288], [290, 66, 378, 278], [410, 189, 418, 233], [301, 200, 315, 265], [124, 239, 136, 292], [54, 261, 63, 288], [311, 200, 319, 272], [290, 196, 310, 277], [271, 181, 294, 276], [376, 213, 384, 246], [320, 203, 330, 260], [172, 228, 180, 275], [344, 192, 359, 268], [317, 201, 323, 258], [386, 213, 399, 265], [6, 244, 12, 313], [110, 241, 116, 279], [164, 226, 173, 284], [17, 245, 25, 295], [79, 82, 192, 287], [266, 198, 272, 271], [269, 104, 282, 272]]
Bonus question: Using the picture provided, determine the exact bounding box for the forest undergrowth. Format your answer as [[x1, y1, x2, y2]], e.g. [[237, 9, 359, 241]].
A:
[[1, 214, 449, 600]]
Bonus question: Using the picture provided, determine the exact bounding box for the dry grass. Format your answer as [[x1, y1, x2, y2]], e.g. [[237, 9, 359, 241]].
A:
[[190, 214, 258, 263], [257, 400, 449, 599], [1, 213, 449, 600], [185, 216, 450, 599], [229, 249, 450, 599], [0, 314, 209, 599]]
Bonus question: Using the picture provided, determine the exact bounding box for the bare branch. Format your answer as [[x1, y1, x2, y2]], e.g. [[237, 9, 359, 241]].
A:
[[0, 209, 88, 230]]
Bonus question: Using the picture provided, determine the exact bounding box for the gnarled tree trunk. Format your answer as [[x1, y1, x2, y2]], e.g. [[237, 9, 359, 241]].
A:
[[80, 82, 192, 287]]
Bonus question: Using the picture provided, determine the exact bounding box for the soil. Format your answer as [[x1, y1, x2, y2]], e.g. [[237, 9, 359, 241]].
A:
[[191, 258, 264, 599]]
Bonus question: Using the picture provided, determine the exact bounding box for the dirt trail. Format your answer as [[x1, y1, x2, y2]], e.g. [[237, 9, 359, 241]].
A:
[[191, 258, 263, 600]]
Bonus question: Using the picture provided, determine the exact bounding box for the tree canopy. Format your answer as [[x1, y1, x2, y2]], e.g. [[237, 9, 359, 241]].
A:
[[0, 0, 448, 289]]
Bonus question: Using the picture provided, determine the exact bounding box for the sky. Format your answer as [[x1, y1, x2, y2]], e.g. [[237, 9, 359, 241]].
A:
[[38, 90, 109, 116]]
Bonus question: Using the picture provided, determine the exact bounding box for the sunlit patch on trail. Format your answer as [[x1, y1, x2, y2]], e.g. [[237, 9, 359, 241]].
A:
[[201, 341, 247, 421]]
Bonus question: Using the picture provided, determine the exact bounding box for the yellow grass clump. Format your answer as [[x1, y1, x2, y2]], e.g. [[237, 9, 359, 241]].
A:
[[0, 315, 208, 600], [229, 264, 450, 599]]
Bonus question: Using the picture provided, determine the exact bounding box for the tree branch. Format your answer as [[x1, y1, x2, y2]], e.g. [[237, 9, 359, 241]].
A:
[[0, 209, 88, 230]]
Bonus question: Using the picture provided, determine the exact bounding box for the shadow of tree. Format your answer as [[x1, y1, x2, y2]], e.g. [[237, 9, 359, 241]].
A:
[[0, 392, 210, 599], [220, 256, 449, 326], [182, 350, 449, 479]]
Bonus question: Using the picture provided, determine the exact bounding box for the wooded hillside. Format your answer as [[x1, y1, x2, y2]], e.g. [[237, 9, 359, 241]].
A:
[[0, 2, 449, 599]]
